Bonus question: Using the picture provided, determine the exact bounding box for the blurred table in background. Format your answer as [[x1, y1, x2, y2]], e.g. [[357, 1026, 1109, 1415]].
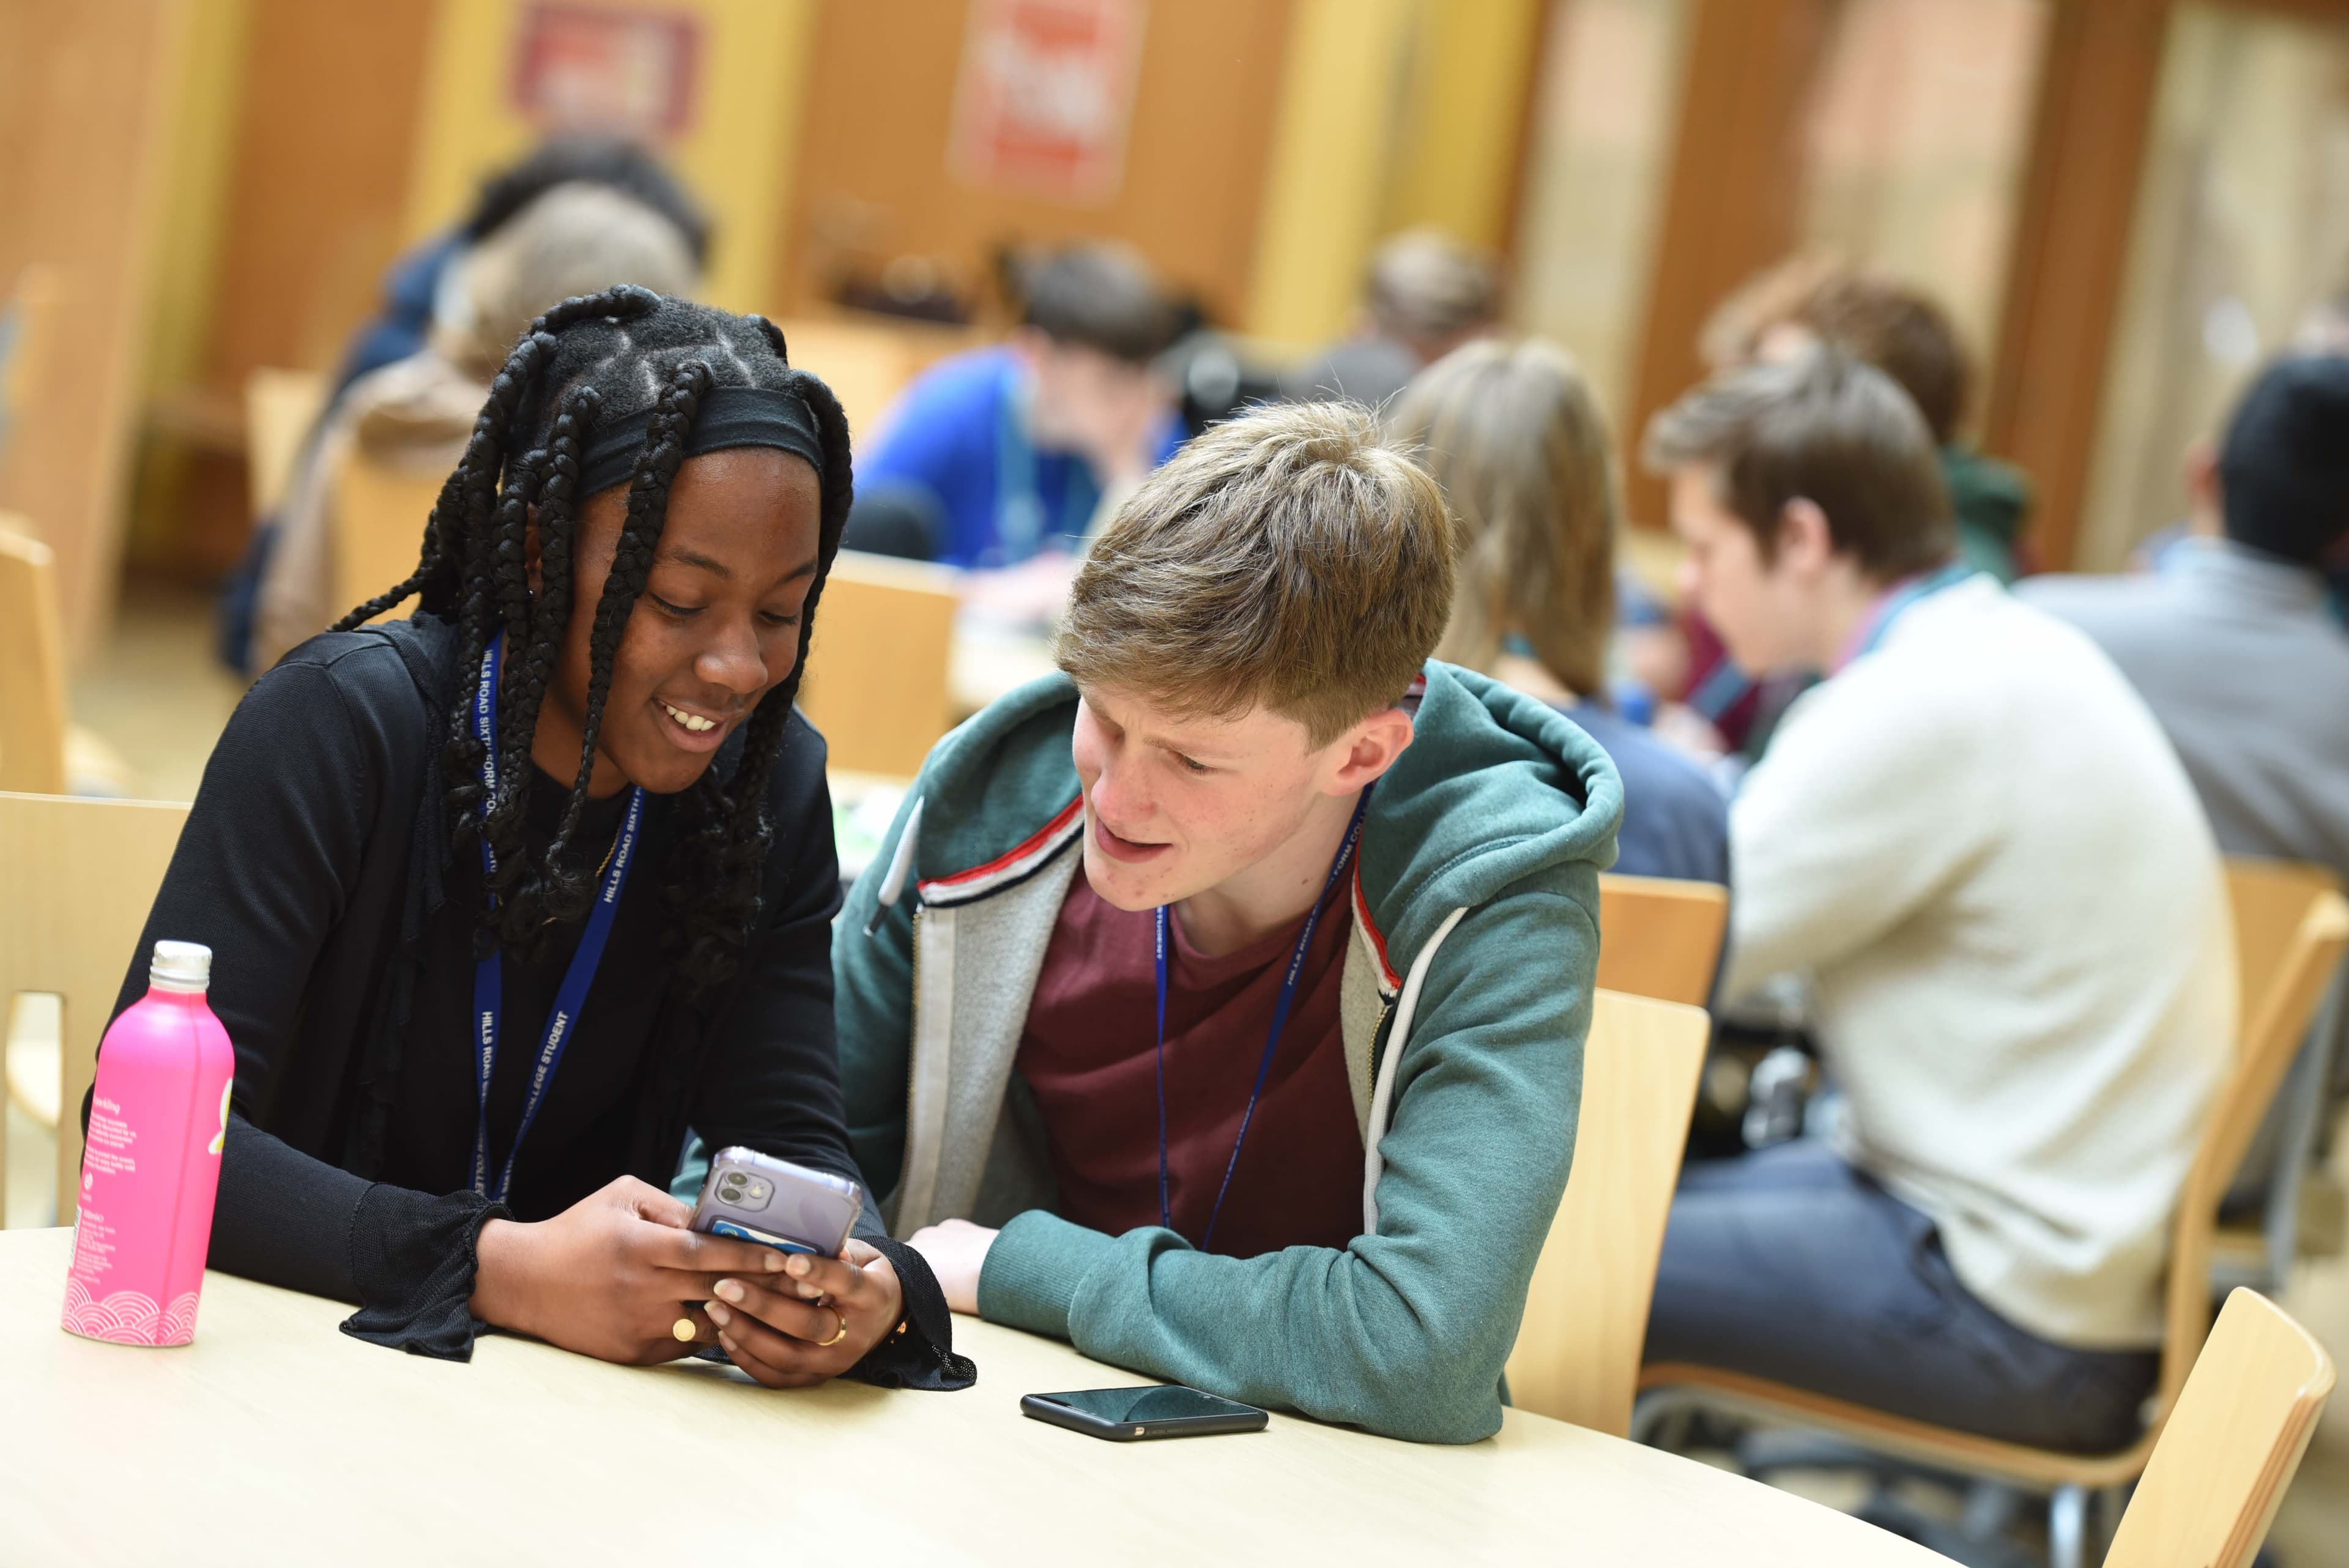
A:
[[773, 314, 975, 445], [949, 619, 1058, 721]]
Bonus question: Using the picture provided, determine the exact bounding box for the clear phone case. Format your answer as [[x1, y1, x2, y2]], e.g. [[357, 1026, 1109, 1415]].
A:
[[687, 1146, 864, 1257]]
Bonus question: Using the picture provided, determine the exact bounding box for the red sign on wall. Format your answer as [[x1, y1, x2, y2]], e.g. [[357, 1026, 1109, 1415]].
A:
[[948, 0, 1147, 206], [508, 3, 703, 142]]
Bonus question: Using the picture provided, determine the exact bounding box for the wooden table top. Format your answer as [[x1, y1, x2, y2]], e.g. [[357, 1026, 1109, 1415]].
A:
[[0, 1228, 1946, 1566]]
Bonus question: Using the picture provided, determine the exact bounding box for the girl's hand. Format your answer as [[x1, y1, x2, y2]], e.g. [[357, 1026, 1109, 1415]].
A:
[[469, 1175, 791, 1366], [701, 1238, 907, 1388]]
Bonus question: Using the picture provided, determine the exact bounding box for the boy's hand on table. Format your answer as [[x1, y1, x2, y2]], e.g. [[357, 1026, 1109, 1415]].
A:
[[905, 1217, 998, 1315]]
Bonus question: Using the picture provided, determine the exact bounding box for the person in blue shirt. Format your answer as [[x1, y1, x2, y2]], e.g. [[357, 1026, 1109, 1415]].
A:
[[854, 245, 1186, 571], [1390, 336, 1731, 886]]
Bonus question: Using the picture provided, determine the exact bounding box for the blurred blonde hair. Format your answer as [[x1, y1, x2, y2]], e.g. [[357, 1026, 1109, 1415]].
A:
[[1389, 338, 1617, 697], [436, 181, 700, 379], [1057, 401, 1457, 747]]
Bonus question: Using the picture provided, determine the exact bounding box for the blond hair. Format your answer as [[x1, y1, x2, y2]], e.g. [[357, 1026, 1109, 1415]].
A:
[[1056, 401, 1457, 746], [440, 182, 699, 379], [1389, 338, 1617, 697]]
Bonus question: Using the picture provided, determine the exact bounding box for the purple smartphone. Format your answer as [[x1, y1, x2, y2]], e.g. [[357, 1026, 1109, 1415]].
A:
[[687, 1146, 864, 1258]]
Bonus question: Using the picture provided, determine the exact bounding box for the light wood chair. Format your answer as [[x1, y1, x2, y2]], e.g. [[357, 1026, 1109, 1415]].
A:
[[1634, 874, 2349, 1567], [2212, 857, 2349, 1291], [1507, 987, 1710, 1436], [243, 367, 328, 519], [330, 453, 443, 627], [0, 793, 190, 1225], [796, 549, 960, 776], [2102, 1287, 2334, 1568], [0, 520, 69, 795], [1595, 873, 1729, 1006]]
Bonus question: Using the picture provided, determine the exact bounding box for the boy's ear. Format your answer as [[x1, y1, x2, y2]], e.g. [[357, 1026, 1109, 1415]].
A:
[[1331, 706, 1416, 793], [1773, 497, 1836, 578]]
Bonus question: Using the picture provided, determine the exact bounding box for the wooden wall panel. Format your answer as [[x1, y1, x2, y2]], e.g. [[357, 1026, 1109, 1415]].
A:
[[1619, 0, 1832, 529], [0, 0, 191, 660], [1981, 0, 2173, 571], [201, 0, 437, 386], [782, 0, 1294, 330]]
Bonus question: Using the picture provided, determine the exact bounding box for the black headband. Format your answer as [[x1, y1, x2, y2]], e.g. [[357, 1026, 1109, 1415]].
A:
[[576, 384, 824, 497]]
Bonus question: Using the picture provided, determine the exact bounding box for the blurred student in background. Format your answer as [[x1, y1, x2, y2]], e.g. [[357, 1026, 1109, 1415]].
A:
[[1390, 338, 1727, 885], [1706, 262, 2030, 583], [1284, 228, 1501, 412], [2291, 285, 2349, 624], [250, 182, 699, 671], [2023, 355, 2349, 1137], [328, 135, 711, 403], [221, 137, 710, 671], [1675, 262, 2032, 763], [1641, 352, 2232, 1454], [853, 243, 1185, 574]]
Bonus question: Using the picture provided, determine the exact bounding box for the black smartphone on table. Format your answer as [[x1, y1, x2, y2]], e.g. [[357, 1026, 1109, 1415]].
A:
[[1022, 1385, 1269, 1441]]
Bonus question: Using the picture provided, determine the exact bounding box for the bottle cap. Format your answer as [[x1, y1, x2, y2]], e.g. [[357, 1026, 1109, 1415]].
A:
[[150, 940, 212, 992]]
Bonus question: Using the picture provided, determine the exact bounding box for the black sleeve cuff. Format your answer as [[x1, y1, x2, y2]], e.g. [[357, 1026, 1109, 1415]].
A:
[[848, 1236, 976, 1391], [337, 1184, 510, 1360]]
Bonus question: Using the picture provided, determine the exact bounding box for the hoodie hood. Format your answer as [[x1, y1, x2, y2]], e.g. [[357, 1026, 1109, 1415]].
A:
[[1357, 661, 1619, 964]]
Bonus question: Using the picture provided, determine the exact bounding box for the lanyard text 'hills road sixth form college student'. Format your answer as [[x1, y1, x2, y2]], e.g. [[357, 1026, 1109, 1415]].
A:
[[467, 631, 645, 1204]]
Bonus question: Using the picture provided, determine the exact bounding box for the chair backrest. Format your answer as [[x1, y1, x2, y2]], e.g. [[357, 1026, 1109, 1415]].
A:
[[1595, 874, 1729, 1006], [2106, 1288, 2336, 1568], [0, 521, 69, 795], [243, 368, 328, 520], [0, 792, 190, 1220], [331, 454, 443, 627], [2155, 874, 2349, 1415], [796, 549, 960, 776], [2225, 857, 2346, 1049], [1505, 987, 1709, 1435]]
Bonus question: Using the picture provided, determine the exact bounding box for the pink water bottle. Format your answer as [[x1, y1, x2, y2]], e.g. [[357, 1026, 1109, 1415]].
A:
[[61, 940, 236, 1347]]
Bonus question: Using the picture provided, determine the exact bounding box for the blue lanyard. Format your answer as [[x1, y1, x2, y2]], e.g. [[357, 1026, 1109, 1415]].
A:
[[467, 632, 645, 1203], [1154, 789, 1370, 1251], [1841, 561, 1978, 668]]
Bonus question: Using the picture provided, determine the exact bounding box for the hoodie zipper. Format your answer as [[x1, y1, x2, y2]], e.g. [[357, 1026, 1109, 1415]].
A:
[[898, 901, 927, 1217]]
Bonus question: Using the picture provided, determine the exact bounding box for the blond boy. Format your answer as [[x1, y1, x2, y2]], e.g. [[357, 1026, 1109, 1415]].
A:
[[836, 403, 1621, 1442]]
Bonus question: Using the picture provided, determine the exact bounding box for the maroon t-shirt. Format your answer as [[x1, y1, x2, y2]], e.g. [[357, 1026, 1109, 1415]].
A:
[[1015, 869, 1365, 1258]]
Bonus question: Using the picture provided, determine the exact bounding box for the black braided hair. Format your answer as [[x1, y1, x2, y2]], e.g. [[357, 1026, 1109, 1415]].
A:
[[332, 288, 852, 993]]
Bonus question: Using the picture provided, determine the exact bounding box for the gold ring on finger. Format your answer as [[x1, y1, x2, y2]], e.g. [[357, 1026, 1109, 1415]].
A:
[[819, 1307, 848, 1348], [672, 1316, 698, 1343]]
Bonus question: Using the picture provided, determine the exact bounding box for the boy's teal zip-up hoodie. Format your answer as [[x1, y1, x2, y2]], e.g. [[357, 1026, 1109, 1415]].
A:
[[835, 662, 1620, 1443]]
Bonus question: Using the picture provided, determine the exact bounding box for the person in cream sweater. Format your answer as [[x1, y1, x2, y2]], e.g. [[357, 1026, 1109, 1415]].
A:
[[1639, 351, 2233, 1455]]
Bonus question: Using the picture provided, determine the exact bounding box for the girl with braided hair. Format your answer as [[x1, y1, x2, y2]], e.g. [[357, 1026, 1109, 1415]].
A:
[[99, 288, 969, 1391]]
